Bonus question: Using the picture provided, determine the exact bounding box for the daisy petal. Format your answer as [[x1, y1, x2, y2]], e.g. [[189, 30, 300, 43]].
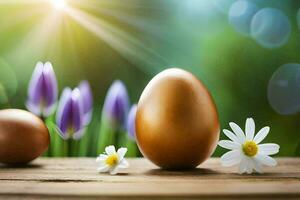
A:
[[252, 159, 263, 174], [223, 129, 240, 143], [220, 150, 241, 167], [229, 122, 246, 143], [255, 154, 277, 167], [105, 145, 116, 155], [96, 154, 108, 163], [118, 159, 129, 168], [238, 157, 248, 174], [117, 147, 127, 159], [245, 118, 255, 141], [246, 165, 253, 174], [253, 126, 270, 144], [243, 157, 253, 174], [110, 167, 119, 175], [97, 165, 109, 173], [258, 143, 280, 155], [218, 140, 241, 150]]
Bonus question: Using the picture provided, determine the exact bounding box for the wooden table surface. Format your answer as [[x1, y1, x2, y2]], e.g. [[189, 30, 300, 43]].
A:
[[0, 158, 299, 199]]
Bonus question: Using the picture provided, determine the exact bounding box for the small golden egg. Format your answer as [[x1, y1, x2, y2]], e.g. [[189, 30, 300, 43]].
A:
[[0, 109, 50, 165]]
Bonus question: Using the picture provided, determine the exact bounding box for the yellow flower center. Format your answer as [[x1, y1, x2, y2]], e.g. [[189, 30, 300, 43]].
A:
[[242, 141, 258, 157], [105, 154, 119, 166]]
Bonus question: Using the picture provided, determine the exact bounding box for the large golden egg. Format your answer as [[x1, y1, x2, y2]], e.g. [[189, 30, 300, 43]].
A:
[[136, 68, 220, 169]]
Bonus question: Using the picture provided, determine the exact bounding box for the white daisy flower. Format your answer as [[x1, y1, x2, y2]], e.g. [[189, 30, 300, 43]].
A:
[[96, 145, 129, 175], [218, 118, 280, 174]]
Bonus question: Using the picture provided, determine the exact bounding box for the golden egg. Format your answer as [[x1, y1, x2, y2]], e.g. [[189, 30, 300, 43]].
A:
[[0, 109, 50, 165], [136, 68, 220, 169]]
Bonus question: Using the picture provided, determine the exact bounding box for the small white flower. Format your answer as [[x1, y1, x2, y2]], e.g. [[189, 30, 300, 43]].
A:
[[218, 118, 280, 174], [96, 145, 129, 175]]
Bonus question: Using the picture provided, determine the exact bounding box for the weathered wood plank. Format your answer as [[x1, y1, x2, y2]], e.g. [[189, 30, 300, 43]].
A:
[[0, 158, 299, 199]]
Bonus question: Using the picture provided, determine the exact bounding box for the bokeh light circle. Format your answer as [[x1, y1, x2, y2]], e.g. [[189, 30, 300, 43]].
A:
[[0, 59, 18, 104], [251, 8, 291, 49], [228, 0, 258, 36], [268, 63, 300, 115], [212, 0, 236, 14]]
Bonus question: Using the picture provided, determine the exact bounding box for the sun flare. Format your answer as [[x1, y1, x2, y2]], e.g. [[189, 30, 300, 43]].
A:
[[52, 0, 66, 10], [2, 0, 166, 75]]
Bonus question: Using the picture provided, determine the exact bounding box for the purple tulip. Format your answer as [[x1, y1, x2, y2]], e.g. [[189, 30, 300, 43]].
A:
[[78, 80, 93, 125], [102, 80, 129, 129], [126, 104, 137, 140], [26, 61, 58, 117], [56, 87, 85, 140]]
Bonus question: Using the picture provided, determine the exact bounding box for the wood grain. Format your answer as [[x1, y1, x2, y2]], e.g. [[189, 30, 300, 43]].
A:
[[0, 158, 299, 199]]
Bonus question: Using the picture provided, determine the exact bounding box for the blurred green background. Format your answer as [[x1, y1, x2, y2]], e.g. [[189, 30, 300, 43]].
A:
[[0, 0, 299, 157]]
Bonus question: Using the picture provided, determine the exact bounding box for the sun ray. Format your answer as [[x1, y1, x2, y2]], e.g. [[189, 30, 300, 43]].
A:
[[0, 0, 46, 5], [74, 4, 165, 39], [0, 7, 45, 33], [70, 0, 171, 43], [57, 17, 84, 76], [71, 0, 158, 10], [65, 6, 168, 74], [1, 0, 169, 75], [3, 10, 64, 75]]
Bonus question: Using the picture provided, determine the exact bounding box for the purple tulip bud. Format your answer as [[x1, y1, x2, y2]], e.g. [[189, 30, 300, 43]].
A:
[[126, 104, 137, 140], [26, 62, 58, 117], [78, 80, 93, 125], [102, 80, 129, 129], [56, 87, 85, 140]]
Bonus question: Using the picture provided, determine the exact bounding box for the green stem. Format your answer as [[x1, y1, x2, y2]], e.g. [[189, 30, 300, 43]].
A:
[[68, 140, 79, 157], [97, 118, 116, 154], [88, 108, 101, 157], [62, 140, 68, 157], [295, 142, 300, 156], [125, 138, 138, 157], [117, 130, 127, 148], [44, 116, 52, 157], [78, 130, 89, 156], [68, 140, 72, 157], [116, 130, 139, 157], [52, 133, 65, 157]]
